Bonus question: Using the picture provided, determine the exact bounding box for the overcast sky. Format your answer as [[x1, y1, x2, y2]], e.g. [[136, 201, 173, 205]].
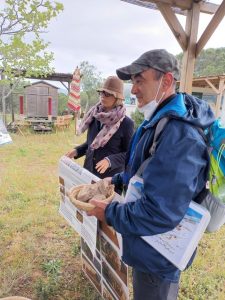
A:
[[45, 0, 224, 79]]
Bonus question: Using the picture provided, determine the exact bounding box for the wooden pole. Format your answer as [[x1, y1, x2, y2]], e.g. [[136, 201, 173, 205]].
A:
[[196, 0, 225, 57], [215, 78, 225, 118], [74, 111, 77, 135], [19, 95, 24, 115], [179, 2, 200, 93], [221, 90, 225, 125], [10, 83, 14, 123], [11, 92, 14, 122], [48, 97, 52, 121]]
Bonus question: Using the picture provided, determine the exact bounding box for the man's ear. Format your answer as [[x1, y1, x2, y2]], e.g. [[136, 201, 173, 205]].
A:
[[162, 73, 174, 90]]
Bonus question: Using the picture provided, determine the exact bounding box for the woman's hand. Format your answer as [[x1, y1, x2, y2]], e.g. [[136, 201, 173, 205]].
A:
[[95, 158, 110, 174], [65, 149, 78, 158]]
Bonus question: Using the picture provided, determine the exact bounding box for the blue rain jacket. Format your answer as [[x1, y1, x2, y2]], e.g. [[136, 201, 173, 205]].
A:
[[105, 93, 215, 282]]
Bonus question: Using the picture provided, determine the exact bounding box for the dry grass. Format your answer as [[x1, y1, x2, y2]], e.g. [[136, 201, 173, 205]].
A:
[[0, 124, 224, 300], [0, 126, 101, 300]]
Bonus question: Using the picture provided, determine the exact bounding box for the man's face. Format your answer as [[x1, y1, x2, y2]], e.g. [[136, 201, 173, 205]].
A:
[[131, 69, 163, 108]]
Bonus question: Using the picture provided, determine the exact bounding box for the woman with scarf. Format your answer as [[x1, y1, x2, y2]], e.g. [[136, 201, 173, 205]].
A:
[[66, 76, 134, 193]]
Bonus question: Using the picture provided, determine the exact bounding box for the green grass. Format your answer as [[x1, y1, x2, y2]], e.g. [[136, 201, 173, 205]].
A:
[[0, 123, 225, 299], [0, 125, 100, 299]]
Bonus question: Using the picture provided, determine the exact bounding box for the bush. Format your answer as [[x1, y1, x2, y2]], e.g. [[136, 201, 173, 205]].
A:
[[131, 109, 144, 129]]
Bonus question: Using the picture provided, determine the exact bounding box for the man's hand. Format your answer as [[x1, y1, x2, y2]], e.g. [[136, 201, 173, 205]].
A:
[[87, 199, 108, 222], [65, 149, 78, 158], [95, 158, 110, 174], [103, 177, 112, 185]]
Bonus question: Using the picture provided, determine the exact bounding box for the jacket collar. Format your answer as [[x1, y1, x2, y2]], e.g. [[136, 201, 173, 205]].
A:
[[143, 93, 187, 129]]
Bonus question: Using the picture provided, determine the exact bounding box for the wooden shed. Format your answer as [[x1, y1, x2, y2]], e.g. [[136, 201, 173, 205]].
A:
[[24, 81, 59, 118]]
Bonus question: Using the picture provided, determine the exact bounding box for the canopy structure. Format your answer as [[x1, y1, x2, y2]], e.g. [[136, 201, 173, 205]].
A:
[[21, 72, 73, 91], [121, 0, 225, 96], [177, 74, 225, 116], [0, 70, 73, 91]]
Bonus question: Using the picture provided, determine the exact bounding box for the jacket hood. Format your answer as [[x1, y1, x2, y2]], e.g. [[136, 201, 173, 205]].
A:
[[182, 93, 215, 129], [147, 93, 215, 130]]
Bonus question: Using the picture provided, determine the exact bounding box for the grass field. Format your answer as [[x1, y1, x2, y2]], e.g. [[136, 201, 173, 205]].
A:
[[0, 124, 225, 300]]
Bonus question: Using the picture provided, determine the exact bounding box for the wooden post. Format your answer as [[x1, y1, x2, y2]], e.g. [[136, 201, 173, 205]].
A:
[[48, 97, 52, 121], [215, 78, 225, 118], [19, 95, 24, 116], [179, 2, 200, 93], [11, 93, 14, 122], [221, 90, 225, 125], [196, 0, 225, 57], [74, 110, 77, 135]]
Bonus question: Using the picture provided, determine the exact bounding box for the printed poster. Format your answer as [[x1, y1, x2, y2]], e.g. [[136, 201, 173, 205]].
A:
[[58, 156, 129, 300], [0, 118, 12, 146], [142, 202, 210, 270]]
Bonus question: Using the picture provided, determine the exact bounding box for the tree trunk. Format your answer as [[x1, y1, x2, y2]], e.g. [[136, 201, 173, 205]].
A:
[[11, 93, 14, 122], [2, 85, 7, 124]]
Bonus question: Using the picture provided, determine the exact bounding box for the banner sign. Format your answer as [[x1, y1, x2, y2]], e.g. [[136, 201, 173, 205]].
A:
[[58, 156, 129, 300], [68, 67, 81, 111]]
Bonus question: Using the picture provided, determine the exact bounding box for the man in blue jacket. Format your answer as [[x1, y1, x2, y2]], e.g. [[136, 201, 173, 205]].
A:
[[88, 49, 215, 300]]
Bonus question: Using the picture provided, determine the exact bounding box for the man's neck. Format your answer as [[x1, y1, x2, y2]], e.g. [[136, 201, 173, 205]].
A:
[[153, 93, 177, 117]]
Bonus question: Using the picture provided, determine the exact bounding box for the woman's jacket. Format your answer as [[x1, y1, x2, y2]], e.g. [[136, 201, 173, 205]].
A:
[[76, 115, 134, 178]]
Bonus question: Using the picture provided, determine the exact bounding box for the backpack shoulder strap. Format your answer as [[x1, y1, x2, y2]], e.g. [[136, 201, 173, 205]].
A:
[[136, 117, 170, 176], [149, 116, 170, 156]]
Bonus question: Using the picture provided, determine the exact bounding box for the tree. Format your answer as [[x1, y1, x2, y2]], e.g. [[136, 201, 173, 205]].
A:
[[58, 92, 68, 115], [79, 61, 103, 111], [131, 108, 144, 129], [0, 0, 63, 123], [176, 47, 225, 77]]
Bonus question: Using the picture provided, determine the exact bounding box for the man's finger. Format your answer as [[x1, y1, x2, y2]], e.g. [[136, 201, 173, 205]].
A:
[[89, 199, 108, 208]]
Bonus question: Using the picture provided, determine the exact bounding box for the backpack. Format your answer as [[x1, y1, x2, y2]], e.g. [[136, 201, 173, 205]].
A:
[[150, 117, 225, 233]]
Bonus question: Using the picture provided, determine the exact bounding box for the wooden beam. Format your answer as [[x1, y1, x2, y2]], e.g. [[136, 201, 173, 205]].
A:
[[204, 78, 219, 94], [60, 81, 69, 91], [140, 0, 218, 14], [0, 68, 73, 83], [157, 3, 187, 51], [146, 0, 193, 10], [200, 1, 219, 15], [179, 2, 200, 93], [196, 0, 225, 56], [215, 78, 225, 117]]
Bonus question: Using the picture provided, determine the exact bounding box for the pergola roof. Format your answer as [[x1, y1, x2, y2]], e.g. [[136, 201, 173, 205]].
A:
[[121, 0, 225, 117], [177, 74, 225, 116], [121, 0, 219, 15], [178, 74, 225, 89], [22, 72, 73, 91], [27, 72, 73, 83]]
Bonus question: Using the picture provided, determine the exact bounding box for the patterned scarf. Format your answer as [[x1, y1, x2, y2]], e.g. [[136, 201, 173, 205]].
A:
[[77, 101, 126, 150]]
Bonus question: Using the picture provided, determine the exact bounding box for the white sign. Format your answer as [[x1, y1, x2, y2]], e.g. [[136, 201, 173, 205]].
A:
[[0, 119, 12, 146], [58, 156, 129, 300]]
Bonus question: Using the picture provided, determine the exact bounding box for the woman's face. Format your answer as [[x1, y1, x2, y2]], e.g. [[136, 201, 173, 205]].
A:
[[99, 91, 117, 111]]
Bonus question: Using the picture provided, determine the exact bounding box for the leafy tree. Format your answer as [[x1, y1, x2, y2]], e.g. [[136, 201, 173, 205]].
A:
[[176, 47, 225, 77], [79, 61, 103, 111], [58, 92, 68, 115], [0, 79, 30, 122], [80, 91, 89, 112], [131, 108, 144, 129], [0, 0, 63, 123]]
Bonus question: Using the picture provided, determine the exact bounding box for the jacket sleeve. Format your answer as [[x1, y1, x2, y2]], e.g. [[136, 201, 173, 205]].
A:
[[107, 118, 134, 171], [111, 172, 124, 187], [75, 141, 88, 158], [105, 121, 208, 236]]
